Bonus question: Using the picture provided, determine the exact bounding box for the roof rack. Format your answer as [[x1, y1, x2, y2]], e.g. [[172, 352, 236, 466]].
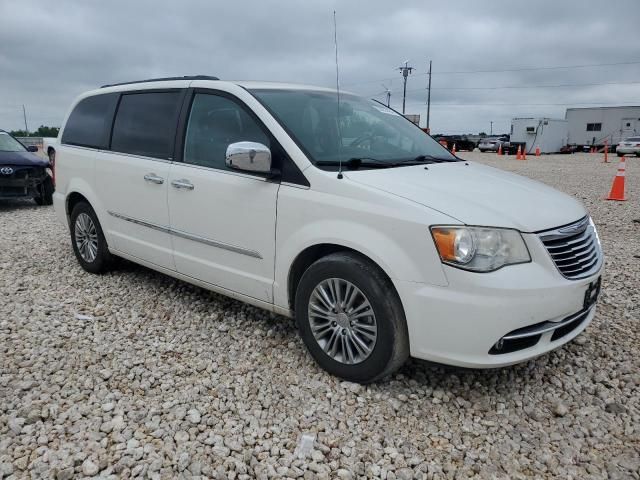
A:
[[100, 75, 219, 88]]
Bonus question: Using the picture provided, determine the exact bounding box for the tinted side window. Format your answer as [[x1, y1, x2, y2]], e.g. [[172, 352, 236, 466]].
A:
[[61, 93, 118, 148], [183, 94, 269, 170], [111, 91, 182, 160]]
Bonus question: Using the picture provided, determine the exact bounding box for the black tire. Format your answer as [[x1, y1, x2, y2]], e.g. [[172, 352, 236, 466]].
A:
[[295, 252, 409, 383], [34, 177, 54, 206], [617, 152, 624, 157], [69, 202, 114, 274]]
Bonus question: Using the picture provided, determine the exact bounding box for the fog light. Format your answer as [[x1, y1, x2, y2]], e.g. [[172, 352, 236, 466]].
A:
[[494, 339, 504, 351]]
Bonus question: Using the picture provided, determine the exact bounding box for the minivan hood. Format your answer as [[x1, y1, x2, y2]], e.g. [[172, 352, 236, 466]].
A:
[[0, 150, 49, 167], [345, 161, 586, 232]]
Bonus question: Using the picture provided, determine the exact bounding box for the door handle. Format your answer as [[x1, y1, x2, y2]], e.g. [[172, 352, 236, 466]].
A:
[[171, 179, 194, 190], [144, 173, 164, 185]]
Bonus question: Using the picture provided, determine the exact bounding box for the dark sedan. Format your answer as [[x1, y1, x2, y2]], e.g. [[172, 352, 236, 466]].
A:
[[0, 130, 54, 205]]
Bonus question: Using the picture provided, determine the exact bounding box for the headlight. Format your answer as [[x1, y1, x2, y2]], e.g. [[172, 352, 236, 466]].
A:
[[431, 226, 531, 272]]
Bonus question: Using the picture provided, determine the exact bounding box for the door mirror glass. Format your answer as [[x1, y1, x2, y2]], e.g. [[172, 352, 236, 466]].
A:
[[226, 141, 271, 173]]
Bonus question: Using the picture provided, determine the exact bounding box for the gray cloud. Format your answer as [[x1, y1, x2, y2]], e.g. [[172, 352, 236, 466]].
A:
[[1, 0, 639, 134]]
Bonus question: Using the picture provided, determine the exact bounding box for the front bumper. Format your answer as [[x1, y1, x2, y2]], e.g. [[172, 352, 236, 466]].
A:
[[0, 166, 48, 199], [395, 233, 602, 368]]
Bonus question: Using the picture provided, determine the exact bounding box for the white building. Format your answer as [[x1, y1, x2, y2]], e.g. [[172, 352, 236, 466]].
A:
[[566, 106, 640, 148], [510, 117, 568, 154]]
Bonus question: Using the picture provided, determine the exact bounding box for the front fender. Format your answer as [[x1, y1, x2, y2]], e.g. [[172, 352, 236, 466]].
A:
[[273, 190, 451, 309]]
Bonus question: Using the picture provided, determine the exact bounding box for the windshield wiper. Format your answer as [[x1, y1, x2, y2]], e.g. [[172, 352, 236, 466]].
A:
[[315, 157, 394, 170], [393, 154, 455, 165]]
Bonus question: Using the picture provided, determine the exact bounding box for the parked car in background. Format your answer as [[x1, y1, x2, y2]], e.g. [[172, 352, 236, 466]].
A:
[[478, 136, 510, 153], [53, 76, 603, 383], [0, 129, 54, 205], [616, 137, 640, 157], [432, 135, 476, 152]]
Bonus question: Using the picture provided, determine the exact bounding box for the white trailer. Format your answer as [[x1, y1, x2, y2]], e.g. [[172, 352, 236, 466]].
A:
[[566, 106, 640, 148], [510, 117, 568, 154]]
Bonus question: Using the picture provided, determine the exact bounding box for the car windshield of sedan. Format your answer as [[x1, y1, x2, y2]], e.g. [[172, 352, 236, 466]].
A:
[[625, 137, 640, 142], [0, 132, 27, 152], [250, 89, 457, 169]]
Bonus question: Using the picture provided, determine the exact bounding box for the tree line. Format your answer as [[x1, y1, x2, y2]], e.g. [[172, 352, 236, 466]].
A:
[[10, 125, 60, 137]]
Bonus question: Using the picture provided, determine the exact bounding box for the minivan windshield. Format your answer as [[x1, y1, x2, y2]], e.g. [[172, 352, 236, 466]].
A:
[[0, 132, 27, 152], [250, 89, 457, 170]]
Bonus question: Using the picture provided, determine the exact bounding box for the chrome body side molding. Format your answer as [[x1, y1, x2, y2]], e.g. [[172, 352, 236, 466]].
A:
[[107, 211, 262, 259]]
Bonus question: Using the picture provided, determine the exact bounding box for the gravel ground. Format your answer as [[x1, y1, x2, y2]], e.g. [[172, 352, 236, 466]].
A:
[[1, 152, 639, 479]]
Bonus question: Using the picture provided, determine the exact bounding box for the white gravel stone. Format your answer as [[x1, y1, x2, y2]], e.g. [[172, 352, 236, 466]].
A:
[[0, 153, 638, 478], [82, 459, 99, 476]]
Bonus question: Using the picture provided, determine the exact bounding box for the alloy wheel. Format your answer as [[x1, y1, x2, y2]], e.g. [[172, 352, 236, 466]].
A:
[[308, 278, 378, 365], [74, 213, 98, 263]]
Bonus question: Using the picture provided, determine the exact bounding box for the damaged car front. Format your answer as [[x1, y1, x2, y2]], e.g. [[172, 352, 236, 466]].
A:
[[0, 130, 54, 205]]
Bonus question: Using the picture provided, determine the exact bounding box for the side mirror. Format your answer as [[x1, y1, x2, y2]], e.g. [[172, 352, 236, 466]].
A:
[[225, 142, 272, 174], [27, 145, 38, 152]]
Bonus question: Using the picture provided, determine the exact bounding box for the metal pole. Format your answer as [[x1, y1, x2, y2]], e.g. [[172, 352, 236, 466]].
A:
[[22, 105, 29, 134], [402, 75, 407, 114], [398, 61, 414, 115], [490, 121, 493, 136], [426, 60, 432, 132]]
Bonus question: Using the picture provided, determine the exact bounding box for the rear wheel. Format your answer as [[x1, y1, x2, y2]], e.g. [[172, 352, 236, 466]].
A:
[[617, 152, 624, 157], [295, 252, 409, 383], [69, 202, 114, 273]]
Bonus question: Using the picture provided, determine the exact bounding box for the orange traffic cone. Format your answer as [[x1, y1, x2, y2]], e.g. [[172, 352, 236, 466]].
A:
[[535, 146, 541, 156], [521, 147, 527, 160], [497, 144, 503, 156], [452, 143, 457, 155], [606, 157, 627, 201], [516, 145, 522, 160]]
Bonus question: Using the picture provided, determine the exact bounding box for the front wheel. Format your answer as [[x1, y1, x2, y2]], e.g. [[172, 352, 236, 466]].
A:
[[34, 177, 54, 206], [295, 252, 409, 383], [69, 202, 114, 273]]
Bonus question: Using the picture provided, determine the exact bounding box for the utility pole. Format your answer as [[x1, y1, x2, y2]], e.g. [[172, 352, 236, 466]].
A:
[[426, 60, 432, 133], [490, 121, 493, 136], [22, 105, 29, 134], [398, 61, 414, 114]]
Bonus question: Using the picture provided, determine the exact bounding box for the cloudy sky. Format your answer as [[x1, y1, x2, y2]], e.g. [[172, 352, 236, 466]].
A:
[[2, 0, 640, 134]]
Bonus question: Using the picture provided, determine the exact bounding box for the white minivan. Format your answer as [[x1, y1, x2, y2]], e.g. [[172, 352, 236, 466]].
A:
[[53, 76, 603, 383]]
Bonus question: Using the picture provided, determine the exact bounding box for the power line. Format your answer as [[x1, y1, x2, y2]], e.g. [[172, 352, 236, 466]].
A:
[[342, 60, 640, 88], [379, 80, 640, 96], [402, 100, 640, 107]]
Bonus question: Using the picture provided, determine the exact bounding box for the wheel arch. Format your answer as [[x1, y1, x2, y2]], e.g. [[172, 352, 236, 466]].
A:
[[287, 243, 397, 312], [66, 191, 90, 218]]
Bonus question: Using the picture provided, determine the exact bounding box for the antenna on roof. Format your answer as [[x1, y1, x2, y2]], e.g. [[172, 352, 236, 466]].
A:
[[333, 10, 344, 180]]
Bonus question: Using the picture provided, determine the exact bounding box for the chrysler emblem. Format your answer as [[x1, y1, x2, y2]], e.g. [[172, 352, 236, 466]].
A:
[[0, 167, 14, 175]]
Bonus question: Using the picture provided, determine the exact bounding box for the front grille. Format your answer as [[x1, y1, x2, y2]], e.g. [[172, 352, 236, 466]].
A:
[[538, 217, 603, 279]]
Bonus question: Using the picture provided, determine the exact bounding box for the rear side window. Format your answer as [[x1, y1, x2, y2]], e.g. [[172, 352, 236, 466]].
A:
[[111, 91, 182, 160], [61, 93, 118, 148]]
